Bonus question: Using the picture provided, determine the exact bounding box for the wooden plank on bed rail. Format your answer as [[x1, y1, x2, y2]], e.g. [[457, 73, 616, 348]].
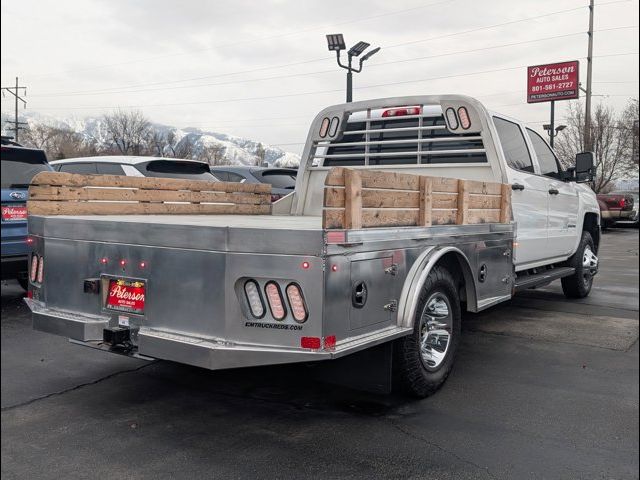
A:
[[30, 171, 272, 194], [27, 201, 271, 216]]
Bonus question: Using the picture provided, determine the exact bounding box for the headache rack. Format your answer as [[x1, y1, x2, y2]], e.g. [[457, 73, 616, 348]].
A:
[[313, 106, 487, 167]]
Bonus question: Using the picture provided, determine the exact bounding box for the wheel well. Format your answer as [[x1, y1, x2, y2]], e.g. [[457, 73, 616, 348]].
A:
[[433, 252, 477, 311], [583, 213, 600, 253]]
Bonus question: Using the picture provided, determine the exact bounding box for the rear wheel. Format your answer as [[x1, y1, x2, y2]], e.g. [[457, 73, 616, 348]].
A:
[[561, 231, 598, 298], [394, 266, 461, 398]]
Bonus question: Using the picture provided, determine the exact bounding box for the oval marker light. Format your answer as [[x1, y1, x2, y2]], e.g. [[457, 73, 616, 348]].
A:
[[457, 107, 471, 129], [319, 117, 330, 138], [286, 283, 308, 323], [244, 280, 265, 319], [265, 282, 286, 320], [445, 108, 459, 130]]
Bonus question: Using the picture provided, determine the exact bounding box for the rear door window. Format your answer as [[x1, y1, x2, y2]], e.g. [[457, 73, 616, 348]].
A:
[[1, 147, 52, 188], [58, 163, 98, 174], [96, 163, 126, 176], [138, 160, 218, 181], [253, 170, 296, 189], [493, 117, 535, 173]]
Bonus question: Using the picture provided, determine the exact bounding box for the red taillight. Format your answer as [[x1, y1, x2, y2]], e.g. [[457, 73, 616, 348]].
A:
[[119, 259, 127, 267], [26, 237, 35, 245], [100, 257, 108, 265], [382, 106, 421, 117], [285, 283, 308, 323], [457, 107, 471, 129], [331, 264, 339, 272], [139, 261, 147, 269], [30, 255, 39, 283], [619, 198, 626, 208], [324, 335, 337, 349], [301, 261, 311, 270], [301, 337, 321, 349], [265, 282, 286, 320], [37, 256, 44, 283]]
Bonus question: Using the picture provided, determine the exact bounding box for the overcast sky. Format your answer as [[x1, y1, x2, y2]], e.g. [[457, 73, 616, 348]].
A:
[[1, 0, 638, 154]]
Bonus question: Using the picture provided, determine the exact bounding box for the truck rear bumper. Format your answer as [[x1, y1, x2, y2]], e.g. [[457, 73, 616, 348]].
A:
[[27, 298, 109, 341], [26, 299, 410, 370]]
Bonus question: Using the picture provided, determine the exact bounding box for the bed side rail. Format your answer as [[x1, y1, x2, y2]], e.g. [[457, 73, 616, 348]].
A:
[[322, 167, 511, 229], [27, 171, 272, 216]]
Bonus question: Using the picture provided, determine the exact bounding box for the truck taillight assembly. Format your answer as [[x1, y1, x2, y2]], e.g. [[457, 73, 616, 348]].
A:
[[30, 254, 44, 284], [244, 280, 265, 318], [286, 283, 308, 323], [30, 254, 39, 283], [37, 256, 44, 283], [265, 282, 286, 320]]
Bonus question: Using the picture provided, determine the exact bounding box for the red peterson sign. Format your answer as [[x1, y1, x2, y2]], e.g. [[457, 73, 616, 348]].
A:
[[527, 60, 580, 103]]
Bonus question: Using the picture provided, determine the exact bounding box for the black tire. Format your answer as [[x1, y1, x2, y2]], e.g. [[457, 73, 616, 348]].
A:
[[561, 231, 596, 299], [17, 277, 29, 291], [394, 266, 461, 398]]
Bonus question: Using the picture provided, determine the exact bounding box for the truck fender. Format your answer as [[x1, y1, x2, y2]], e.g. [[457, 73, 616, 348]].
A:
[[397, 246, 477, 329]]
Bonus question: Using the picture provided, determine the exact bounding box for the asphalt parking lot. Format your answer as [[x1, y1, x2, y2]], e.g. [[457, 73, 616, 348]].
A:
[[2, 228, 638, 480]]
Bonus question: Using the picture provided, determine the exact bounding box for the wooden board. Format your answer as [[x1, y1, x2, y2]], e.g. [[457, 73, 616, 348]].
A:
[[28, 171, 272, 216], [322, 167, 511, 229]]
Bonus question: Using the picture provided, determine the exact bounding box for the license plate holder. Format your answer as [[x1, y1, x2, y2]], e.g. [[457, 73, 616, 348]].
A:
[[105, 278, 146, 315], [1, 205, 27, 221]]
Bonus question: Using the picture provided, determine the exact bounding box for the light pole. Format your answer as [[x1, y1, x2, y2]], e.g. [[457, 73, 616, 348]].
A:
[[326, 34, 380, 103], [543, 123, 566, 148]]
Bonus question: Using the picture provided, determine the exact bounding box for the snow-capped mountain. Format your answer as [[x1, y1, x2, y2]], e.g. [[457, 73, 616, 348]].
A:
[[1, 111, 300, 167]]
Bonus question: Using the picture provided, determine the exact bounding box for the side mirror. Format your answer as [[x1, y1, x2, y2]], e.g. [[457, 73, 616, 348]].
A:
[[575, 152, 595, 183]]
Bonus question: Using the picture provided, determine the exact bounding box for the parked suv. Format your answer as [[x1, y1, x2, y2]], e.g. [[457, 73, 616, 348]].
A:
[[1, 140, 53, 289], [210, 166, 296, 201], [50, 156, 218, 181]]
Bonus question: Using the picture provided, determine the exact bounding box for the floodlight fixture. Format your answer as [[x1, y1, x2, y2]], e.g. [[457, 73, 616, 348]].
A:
[[327, 35, 379, 103], [326, 34, 346, 52], [348, 41, 370, 57], [360, 46, 381, 62], [556, 124, 567, 132]]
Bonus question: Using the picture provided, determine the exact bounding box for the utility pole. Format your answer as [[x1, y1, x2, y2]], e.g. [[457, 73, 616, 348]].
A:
[[1, 77, 27, 143], [584, 0, 595, 151]]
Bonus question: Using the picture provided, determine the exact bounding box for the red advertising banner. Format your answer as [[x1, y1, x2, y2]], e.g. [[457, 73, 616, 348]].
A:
[[527, 60, 580, 103]]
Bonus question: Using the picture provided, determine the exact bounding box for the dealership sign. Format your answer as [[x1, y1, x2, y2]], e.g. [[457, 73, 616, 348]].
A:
[[527, 60, 580, 103]]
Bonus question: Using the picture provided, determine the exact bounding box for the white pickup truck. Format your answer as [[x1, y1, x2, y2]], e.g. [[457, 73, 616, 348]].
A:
[[25, 95, 600, 397]]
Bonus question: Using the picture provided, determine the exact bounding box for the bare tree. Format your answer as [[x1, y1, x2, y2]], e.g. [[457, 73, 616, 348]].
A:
[[555, 99, 638, 193], [197, 144, 228, 165], [22, 124, 98, 160], [102, 109, 152, 155], [255, 143, 266, 166]]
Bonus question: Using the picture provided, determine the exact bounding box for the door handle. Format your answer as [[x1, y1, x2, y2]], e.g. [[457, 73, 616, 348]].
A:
[[548, 188, 560, 195], [511, 183, 525, 191]]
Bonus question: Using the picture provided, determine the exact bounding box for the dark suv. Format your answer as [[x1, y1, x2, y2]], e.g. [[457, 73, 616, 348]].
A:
[[1, 140, 52, 289]]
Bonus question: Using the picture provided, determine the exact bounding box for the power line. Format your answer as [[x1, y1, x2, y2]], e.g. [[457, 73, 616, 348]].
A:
[[24, 0, 453, 80], [28, 30, 595, 98], [28, 5, 636, 98], [31, 52, 639, 112]]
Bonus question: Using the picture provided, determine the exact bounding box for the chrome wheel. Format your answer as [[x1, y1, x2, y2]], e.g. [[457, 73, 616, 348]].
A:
[[418, 292, 453, 371], [582, 245, 598, 286]]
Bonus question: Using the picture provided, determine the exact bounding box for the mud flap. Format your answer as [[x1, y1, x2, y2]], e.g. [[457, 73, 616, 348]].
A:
[[309, 341, 393, 394]]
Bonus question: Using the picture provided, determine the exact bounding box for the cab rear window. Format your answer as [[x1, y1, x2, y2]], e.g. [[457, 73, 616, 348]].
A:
[[322, 115, 487, 166], [1, 147, 52, 189]]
